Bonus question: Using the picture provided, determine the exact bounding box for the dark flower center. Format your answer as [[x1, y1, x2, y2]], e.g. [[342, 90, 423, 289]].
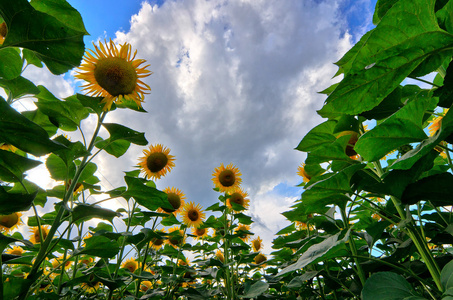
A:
[[255, 254, 267, 264], [146, 152, 168, 173], [230, 193, 244, 206], [195, 228, 206, 236], [0, 213, 18, 228], [219, 170, 235, 187], [152, 238, 164, 246], [94, 57, 137, 96], [162, 193, 181, 213], [188, 210, 199, 221]]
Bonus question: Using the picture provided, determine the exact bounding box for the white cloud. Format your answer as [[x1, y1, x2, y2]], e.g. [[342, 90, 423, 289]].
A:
[[71, 0, 372, 254]]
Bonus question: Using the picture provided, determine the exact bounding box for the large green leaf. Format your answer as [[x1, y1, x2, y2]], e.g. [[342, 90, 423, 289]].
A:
[[296, 120, 337, 152], [355, 94, 432, 161], [0, 186, 37, 214], [0, 48, 22, 80], [74, 235, 119, 258], [319, 0, 453, 117], [239, 281, 269, 299], [277, 230, 350, 276], [0, 97, 65, 156], [102, 123, 148, 146], [401, 172, 453, 206], [0, 0, 86, 74], [372, 0, 399, 25], [0, 149, 41, 182], [441, 260, 453, 291], [362, 272, 426, 300], [122, 176, 172, 211], [72, 204, 120, 224], [35, 86, 90, 131], [0, 76, 40, 100]]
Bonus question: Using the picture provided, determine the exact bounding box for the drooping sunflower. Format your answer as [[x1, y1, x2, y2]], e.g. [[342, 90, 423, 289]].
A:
[[235, 224, 251, 242], [212, 163, 242, 193], [192, 226, 208, 239], [0, 212, 23, 234], [138, 144, 175, 180], [167, 227, 185, 248], [297, 164, 311, 183], [251, 236, 263, 252], [181, 202, 206, 228], [149, 229, 166, 249], [254, 253, 267, 266], [6, 246, 25, 256], [226, 188, 250, 211], [29, 225, 50, 244], [76, 39, 152, 111], [159, 187, 186, 214], [122, 257, 139, 273]]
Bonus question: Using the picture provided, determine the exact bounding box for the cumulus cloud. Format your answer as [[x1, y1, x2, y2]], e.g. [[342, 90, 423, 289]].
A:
[[83, 0, 375, 254]]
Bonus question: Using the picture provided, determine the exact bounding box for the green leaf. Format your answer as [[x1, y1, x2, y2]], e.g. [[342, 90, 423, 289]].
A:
[[355, 95, 431, 161], [29, 0, 88, 34], [102, 123, 148, 146], [76, 94, 105, 115], [8, 179, 47, 207], [35, 86, 89, 131], [296, 120, 336, 152], [372, 0, 399, 25], [46, 153, 71, 181], [441, 260, 453, 291], [0, 97, 65, 156], [239, 281, 269, 298], [22, 49, 43, 68], [319, 0, 453, 117], [436, 0, 453, 34], [0, 48, 22, 80], [122, 176, 171, 211], [95, 137, 130, 158], [278, 230, 350, 276], [0, 149, 41, 182], [362, 272, 426, 300], [0, 0, 86, 74], [401, 172, 453, 206], [0, 76, 40, 99], [72, 204, 120, 224], [52, 135, 89, 166], [0, 233, 32, 253], [360, 86, 403, 120], [21, 109, 58, 137], [74, 235, 119, 258], [0, 186, 37, 214]]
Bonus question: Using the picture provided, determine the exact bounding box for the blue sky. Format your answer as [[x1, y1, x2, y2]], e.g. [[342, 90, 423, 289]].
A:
[[24, 0, 379, 254]]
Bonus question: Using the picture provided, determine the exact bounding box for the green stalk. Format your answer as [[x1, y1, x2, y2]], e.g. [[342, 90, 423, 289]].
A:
[[223, 204, 233, 300], [19, 112, 107, 300], [372, 161, 443, 291], [340, 207, 366, 287]]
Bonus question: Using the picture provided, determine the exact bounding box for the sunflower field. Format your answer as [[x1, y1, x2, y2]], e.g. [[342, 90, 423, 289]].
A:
[[1, 0, 453, 299]]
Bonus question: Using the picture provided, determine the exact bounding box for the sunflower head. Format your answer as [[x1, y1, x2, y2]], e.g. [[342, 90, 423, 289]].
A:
[[6, 246, 25, 256], [52, 255, 72, 270], [428, 109, 448, 136], [0, 212, 22, 233], [0, 22, 6, 45], [227, 189, 250, 211], [212, 163, 242, 193], [29, 225, 50, 244], [215, 250, 224, 263], [254, 253, 267, 266], [235, 224, 251, 242], [297, 164, 311, 183], [160, 187, 186, 214], [150, 229, 166, 249], [192, 226, 208, 239], [167, 227, 185, 248], [140, 280, 153, 292], [79, 256, 94, 266], [0, 143, 17, 153], [76, 39, 152, 111], [138, 144, 175, 180], [181, 202, 206, 228], [121, 257, 139, 273], [251, 236, 263, 252]]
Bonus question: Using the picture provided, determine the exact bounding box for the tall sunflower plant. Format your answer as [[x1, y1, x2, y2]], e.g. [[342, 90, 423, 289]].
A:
[[271, 0, 453, 299], [0, 1, 273, 299]]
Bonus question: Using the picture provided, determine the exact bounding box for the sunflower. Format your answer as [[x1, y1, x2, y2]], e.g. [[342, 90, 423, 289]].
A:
[[81, 281, 102, 294], [167, 227, 185, 248], [51, 255, 72, 270], [29, 225, 50, 244], [215, 250, 224, 263], [122, 257, 139, 273], [0, 212, 23, 233], [138, 144, 175, 180], [140, 280, 153, 292], [192, 227, 208, 239], [254, 253, 267, 266], [235, 224, 251, 242], [251, 236, 263, 252], [159, 187, 186, 214], [76, 39, 152, 111], [212, 163, 242, 193], [0, 22, 6, 45], [6, 246, 25, 256], [226, 189, 250, 211], [79, 256, 94, 266], [0, 143, 17, 153], [428, 115, 444, 136], [181, 202, 206, 228], [149, 229, 166, 249], [297, 164, 311, 183]]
